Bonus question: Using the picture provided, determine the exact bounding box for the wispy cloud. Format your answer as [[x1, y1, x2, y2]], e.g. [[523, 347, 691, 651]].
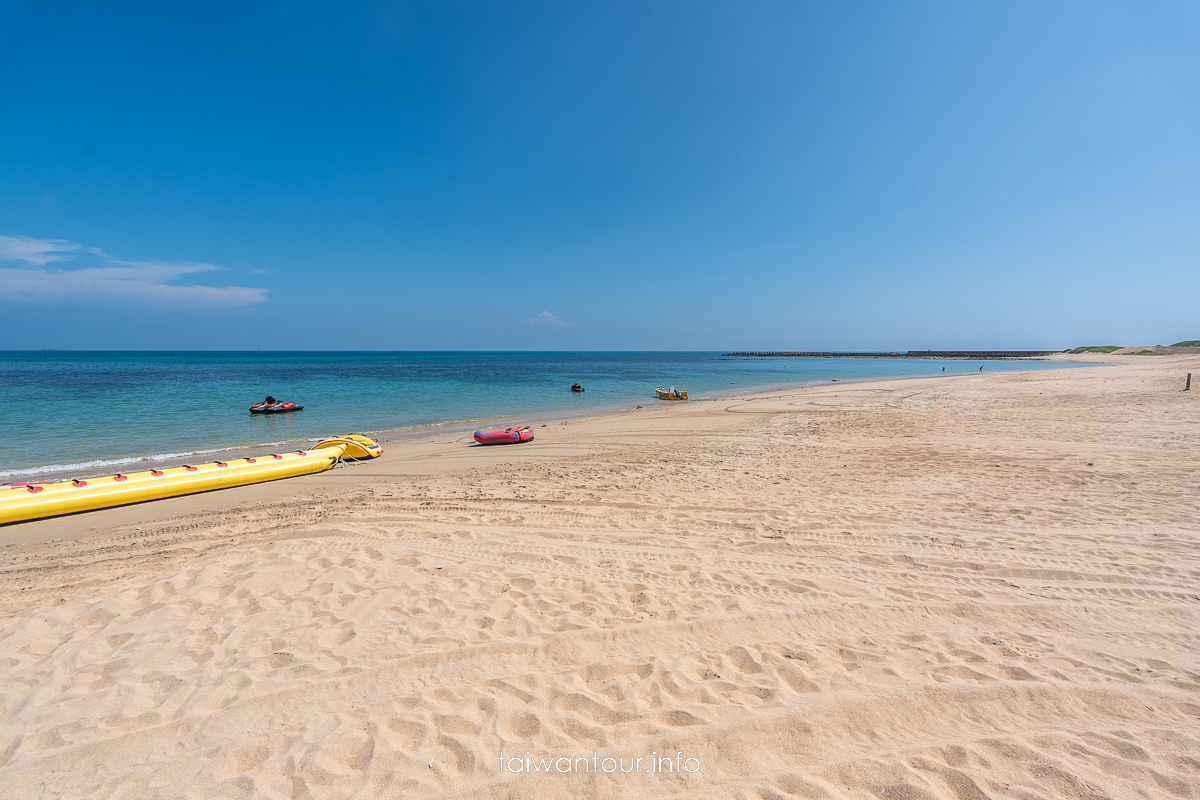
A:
[[525, 310, 568, 327], [0, 235, 268, 307], [0, 235, 81, 266]]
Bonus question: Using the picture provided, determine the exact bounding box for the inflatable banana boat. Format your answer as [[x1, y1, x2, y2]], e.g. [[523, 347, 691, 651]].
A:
[[0, 434, 382, 525], [473, 426, 534, 445]]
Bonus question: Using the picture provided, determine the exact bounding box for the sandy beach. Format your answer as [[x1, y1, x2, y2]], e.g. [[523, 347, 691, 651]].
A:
[[1, 355, 1198, 799]]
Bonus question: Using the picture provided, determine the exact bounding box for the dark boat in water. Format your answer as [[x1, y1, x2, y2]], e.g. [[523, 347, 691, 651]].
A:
[[571, 383, 585, 392]]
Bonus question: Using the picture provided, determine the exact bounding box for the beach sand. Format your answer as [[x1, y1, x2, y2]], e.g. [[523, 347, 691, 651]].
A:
[[1, 355, 1198, 799]]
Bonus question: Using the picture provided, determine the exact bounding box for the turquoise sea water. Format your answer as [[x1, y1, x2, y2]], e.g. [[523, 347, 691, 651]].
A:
[[0, 351, 1089, 479]]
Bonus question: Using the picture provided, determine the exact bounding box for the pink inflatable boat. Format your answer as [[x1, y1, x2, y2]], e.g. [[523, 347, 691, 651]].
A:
[[473, 426, 535, 445]]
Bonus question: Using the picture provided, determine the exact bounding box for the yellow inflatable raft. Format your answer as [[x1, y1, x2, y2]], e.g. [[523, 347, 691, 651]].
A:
[[0, 434, 382, 525]]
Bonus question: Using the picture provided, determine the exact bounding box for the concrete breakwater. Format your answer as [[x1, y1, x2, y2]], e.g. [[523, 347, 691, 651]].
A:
[[723, 350, 1063, 359]]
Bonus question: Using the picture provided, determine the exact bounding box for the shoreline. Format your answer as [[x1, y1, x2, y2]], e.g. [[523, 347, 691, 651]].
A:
[[0, 355, 1136, 548], [2, 357, 1107, 484], [715, 352, 1065, 362]]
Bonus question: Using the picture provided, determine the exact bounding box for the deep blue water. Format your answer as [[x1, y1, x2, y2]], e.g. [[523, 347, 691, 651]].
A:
[[0, 351, 1088, 478]]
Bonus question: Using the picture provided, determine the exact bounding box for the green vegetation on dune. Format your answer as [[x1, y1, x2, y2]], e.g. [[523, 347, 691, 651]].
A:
[[1130, 350, 1163, 355], [1067, 346, 1121, 354], [1170, 340, 1200, 347]]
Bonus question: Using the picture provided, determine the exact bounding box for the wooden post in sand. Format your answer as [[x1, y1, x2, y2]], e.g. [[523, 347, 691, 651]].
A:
[[1186, 373, 1192, 391]]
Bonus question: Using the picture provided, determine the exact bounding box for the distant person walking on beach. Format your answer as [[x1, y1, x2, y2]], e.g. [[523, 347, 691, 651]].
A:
[[979, 366, 983, 372]]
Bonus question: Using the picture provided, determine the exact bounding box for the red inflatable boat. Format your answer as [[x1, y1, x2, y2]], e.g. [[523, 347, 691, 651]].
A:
[[473, 426, 534, 445]]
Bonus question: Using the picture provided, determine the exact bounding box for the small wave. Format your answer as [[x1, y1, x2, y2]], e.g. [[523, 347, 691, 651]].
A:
[[0, 439, 306, 480], [0, 454, 198, 479]]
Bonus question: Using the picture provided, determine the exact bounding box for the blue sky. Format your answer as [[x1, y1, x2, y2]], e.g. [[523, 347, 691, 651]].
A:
[[2, 1, 1197, 350]]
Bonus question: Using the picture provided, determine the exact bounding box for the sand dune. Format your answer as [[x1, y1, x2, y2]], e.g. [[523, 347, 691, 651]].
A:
[[2, 356, 1198, 799]]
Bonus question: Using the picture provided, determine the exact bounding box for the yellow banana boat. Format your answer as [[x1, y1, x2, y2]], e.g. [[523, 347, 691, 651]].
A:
[[0, 434, 381, 525]]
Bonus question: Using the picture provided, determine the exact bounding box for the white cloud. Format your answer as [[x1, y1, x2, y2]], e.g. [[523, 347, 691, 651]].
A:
[[0, 235, 268, 307], [525, 310, 568, 327], [0, 235, 81, 266]]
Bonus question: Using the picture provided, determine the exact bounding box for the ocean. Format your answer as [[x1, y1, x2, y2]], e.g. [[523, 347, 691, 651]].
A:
[[0, 351, 1089, 480]]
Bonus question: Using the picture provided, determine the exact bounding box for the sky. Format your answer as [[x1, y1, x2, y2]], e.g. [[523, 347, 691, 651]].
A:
[[1, 1, 1197, 351]]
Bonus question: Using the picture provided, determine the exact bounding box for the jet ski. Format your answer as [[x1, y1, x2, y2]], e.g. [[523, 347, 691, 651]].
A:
[[571, 383, 585, 392], [249, 401, 304, 414]]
